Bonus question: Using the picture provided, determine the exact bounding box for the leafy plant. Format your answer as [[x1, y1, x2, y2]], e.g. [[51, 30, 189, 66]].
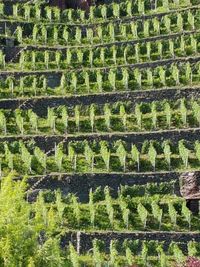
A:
[[137, 203, 148, 229]]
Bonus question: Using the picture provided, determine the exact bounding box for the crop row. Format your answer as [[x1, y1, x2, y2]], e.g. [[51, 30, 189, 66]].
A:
[[5, 33, 199, 71], [1, 98, 200, 135], [37, 187, 195, 232], [1, 138, 200, 175], [12, 8, 199, 46], [1, 0, 196, 24], [0, 60, 199, 98], [37, 188, 198, 233], [66, 239, 199, 267]]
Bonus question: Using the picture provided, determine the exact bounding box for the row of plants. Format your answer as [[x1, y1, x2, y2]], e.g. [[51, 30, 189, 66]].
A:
[[40, 187, 197, 231], [1, 98, 200, 135], [8, 33, 200, 71], [0, 60, 199, 98], [67, 239, 200, 267], [2, 0, 196, 24], [13, 8, 199, 46], [28, 184, 196, 232], [0, 174, 198, 267], [2, 138, 200, 174]]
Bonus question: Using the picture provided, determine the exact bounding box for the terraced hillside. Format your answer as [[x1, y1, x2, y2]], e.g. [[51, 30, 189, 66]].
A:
[[0, 0, 200, 266]]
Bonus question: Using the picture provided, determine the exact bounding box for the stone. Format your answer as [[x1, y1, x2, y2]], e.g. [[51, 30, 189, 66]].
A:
[[179, 172, 200, 198]]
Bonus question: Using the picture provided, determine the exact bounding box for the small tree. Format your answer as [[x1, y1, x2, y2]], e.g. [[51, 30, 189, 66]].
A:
[[28, 110, 38, 133], [71, 72, 77, 93], [20, 142, 32, 173], [151, 102, 157, 129], [55, 51, 61, 69], [68, 142, 77, 171], [34, 147, 47, 173], [60, 74, 66, 95], [84, 142, 94, 172], [92, 239, 102, 267], [89, 104, 95, 132], [172, 64, 180, 86], [151, 201, 163, 229], [104, 104, 112, 130], [109, 23, 115, 42], [15, 111, 24, 135], [178, 140, 189, 168], [137, 203, 148, 229], [182, 201, 192, 229], [164, 102, 172, 128], [134, 68, 142, 88], [119, 104, 127, 129], [108, 69, 116, 91], [47, 107, 56, 133], [75, 27, 82, 44], [71, 196, 80, 226], [84, 71, 90, 93], [180, 99, 187, 126], [54, 143, 64, 172], [148, 143, 157, 171], [61, 106, 68, 133], [87, 28, 94, 44], [0, 111, 6, 134], [138, 0, 145, 14], [131, 144, 140, 172], [101, 5, 107, 19], [168, 203, 177, 227], [96, 70, 103, 92], [69, 242, 79, 267], [192, 101, 200, 126], [122, 68, 129, 90], [109, 240, 117, 266], [100, 141, 110, 172], [163, 141, 171, 170], [74, 105, 80, 132], [113, 3, 120, 18], [115, 140, 127, 172]]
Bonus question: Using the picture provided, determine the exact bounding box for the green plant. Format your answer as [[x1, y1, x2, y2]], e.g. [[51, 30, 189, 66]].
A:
[[0, 111, 6, 134], [89, 104, 95, 132], [69, 242, 79, 267], [75, 105, 80, 132], [92, 239, 102, 266], [115, 140, 127, 172], [47, 108, 56, 133], [151, 201, 163, 229], [89, 189, 95, 227], [137, 203, 148, 229], [28, 110, 38, 133], [148, 143, 157, 171], [163, 141, 171, 170], [168, 203, 177, 227], [84, 142, 94, 172], [178, 140, 189, 168], [100, 141, 110, 172], [71, 196, 80, 226], [108, 69, 116, 90], [54, 144, 64, 172], [104, 104, 111, 130], [20, 142, 32, 173], [34, 147, 47, 172], [182, 201, 191, 229], [131, 145, 140, 172]]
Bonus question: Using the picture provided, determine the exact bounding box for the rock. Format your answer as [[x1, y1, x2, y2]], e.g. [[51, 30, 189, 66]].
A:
[[179, 172, 199, 198]]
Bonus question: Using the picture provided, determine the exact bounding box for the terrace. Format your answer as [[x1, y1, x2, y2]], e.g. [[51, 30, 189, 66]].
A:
[[0, 0, 199, 265]]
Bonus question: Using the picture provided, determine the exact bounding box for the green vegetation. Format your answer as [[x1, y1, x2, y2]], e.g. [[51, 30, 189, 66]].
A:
[[0, 0, 199, 266]]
